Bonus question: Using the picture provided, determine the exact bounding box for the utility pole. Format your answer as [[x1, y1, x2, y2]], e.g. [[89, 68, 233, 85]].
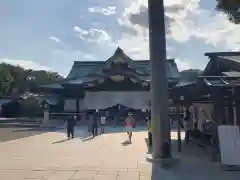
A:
[[148, 0, 172, 159]]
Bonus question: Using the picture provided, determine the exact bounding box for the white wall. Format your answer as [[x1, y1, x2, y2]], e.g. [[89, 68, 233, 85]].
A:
[[84, 91, 150, 110], [64, 99, 76, 111]]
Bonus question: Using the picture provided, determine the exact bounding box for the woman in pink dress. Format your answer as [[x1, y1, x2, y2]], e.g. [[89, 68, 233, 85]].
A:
[[125, 112, 135, 143]]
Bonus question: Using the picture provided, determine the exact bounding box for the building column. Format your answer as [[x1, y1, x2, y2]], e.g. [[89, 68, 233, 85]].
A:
[[234, 88, 240, 125], [211, 88, 224, 124], [176, 99, 182, 152], [148, 0, 171, 159], [76, 99, 80, 120], [210, 87, 224, 159], [227, 89, 234, 125]]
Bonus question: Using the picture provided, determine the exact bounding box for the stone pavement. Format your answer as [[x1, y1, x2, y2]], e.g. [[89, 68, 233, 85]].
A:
[[0, 127, 239, 180]]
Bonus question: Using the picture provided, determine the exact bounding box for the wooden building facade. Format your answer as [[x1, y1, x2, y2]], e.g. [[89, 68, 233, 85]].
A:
[[170, 51, 240, 155], [40, 47, 180, 119]]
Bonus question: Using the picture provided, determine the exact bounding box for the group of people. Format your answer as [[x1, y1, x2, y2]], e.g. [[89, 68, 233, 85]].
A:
[[64, 112, 137, 142], [64, 114, 106, 139], [87, 115, 106, 137]]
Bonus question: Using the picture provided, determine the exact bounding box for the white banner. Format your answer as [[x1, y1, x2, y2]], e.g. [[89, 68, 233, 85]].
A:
[[84, 91, 150, 110]]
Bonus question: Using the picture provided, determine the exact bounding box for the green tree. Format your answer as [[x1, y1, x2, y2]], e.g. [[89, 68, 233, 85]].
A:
[[216, 0, 240, 24], [0, 63, 63, 95], [0, 65, 13, 95], [19, 96, 41, 118]]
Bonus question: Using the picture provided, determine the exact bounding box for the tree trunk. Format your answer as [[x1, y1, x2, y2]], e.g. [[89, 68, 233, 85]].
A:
[[148, 0, 171, 159]]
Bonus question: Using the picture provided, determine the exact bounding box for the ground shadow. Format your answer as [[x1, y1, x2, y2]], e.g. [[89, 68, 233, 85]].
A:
[[12, 127, 61, 132], [148, 139, 240, 180], [52, 139, 69, 144], [103, 126, 147, 134], [0, 126, 55, 142], [121, 140, 132, 146], [81, 136, 94, 142]]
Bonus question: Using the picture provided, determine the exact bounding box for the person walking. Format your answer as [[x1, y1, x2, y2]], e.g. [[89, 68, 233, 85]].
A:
[[147, 118, 152, 147], [125, 112, 135, 143], [87, 115, 92, 136], [100, 115, 106, 133], [91, 114, 98, 137], [66, 115, 76, 139]]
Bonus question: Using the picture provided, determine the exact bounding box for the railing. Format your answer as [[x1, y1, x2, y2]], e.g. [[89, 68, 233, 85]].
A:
[[0, 117, 42, 126]]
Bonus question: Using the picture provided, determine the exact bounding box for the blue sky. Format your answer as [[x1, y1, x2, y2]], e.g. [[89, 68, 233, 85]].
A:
[[0, 0, 239, 76]]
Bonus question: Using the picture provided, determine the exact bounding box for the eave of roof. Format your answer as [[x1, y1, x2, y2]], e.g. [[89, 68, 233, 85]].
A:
[[204, 51, 240, 57], [40, 83, 63, 89], [203, 52, 240, 76]]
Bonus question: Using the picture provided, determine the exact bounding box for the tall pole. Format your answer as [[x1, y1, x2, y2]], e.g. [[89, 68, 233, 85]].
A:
[[148, 0, 171, 159]]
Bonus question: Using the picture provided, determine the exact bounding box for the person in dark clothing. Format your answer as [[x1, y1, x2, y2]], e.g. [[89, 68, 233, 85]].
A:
[[66, 116, 76, 139], [91, 115, 98, 137], [184, 108, 191, 144]]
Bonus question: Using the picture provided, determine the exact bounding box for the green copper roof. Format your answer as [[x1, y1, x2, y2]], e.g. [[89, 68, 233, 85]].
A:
[[66, 47, 179, 80], [41, 47, 180, 89]]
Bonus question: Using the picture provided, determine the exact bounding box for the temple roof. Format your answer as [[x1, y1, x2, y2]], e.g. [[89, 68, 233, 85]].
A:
[[41, 47, 180, 89], [170, 51, 240, 101], [203, 51, 240, 76], [66, 47, 179, 80]]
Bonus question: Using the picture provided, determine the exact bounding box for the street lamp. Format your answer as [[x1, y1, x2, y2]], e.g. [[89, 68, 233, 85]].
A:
[[148, 0, 171, 159]]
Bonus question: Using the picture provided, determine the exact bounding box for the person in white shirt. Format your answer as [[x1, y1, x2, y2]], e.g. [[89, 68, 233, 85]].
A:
[[100, 116, 106, 133]]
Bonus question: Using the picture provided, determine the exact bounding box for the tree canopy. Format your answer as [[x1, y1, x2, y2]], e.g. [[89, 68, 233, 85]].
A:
[[216, 0, 240, 24], [0, 63, 63, 96]]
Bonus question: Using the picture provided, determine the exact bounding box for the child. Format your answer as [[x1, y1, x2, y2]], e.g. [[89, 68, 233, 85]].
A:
[[125, 112, 135, 143]]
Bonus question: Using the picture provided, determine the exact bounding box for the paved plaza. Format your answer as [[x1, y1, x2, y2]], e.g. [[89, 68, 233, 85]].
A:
[[0, 126, 239, 180]]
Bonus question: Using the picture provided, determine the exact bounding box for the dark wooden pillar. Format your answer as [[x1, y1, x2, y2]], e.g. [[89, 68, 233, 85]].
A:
[[176, 97, 182, 152], [210, 87, 222, 160], [234, 87, 240, 125], [76, 99, 80, 120], [227, 89, 234, 125], [211, 88, 224, 124]]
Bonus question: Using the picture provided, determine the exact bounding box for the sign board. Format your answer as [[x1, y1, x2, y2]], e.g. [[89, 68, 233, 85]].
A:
[[218, 125, 240, 166]]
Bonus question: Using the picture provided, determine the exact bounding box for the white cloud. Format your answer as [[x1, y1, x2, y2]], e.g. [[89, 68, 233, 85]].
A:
[[88, 6, 116, 16], [52, 50, 96, 61], [118, 32, 173, 60], [117, 0, 240, 70], [116, 0, 194, 61], [119, 0, 240, 49], [165, 0, 240, 50], [73, 26, 112, 44], [48, 36, 61, 43], [118, 0, 191, 34], [83, 54, 96, 60], [118, 33, 149, 59], [174, 58, 192, 71], [0, 58, 51, 71], [189, 12, 240, 51]]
